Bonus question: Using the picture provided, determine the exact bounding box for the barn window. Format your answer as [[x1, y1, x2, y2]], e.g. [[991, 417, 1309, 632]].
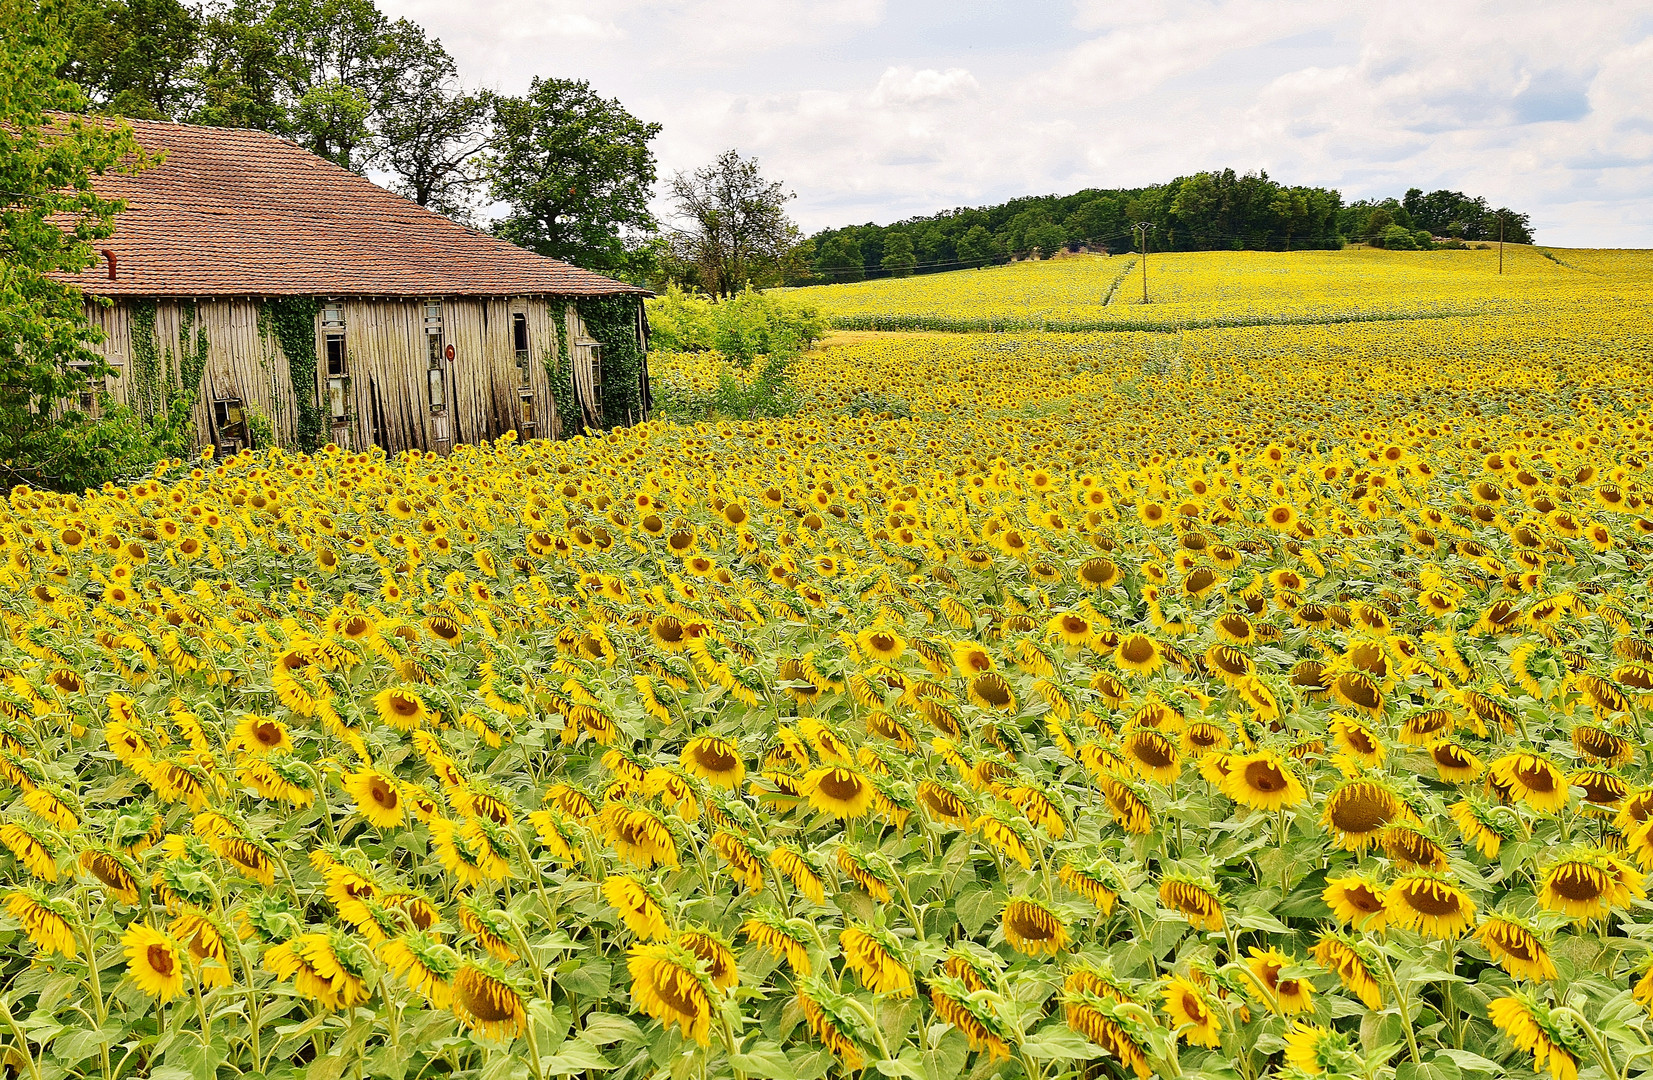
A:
[[426, 301, 447, 415], [512, 312, 531, 386], [213, 397, 248, 451], [70, 361, 101, 418], [322, 304, 347, 378], [588, 342, 602, 404]]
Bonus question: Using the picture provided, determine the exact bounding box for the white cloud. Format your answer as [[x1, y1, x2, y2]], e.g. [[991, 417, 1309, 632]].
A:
[[871, 67, 979, 106], [380, 0, 1653, 244]]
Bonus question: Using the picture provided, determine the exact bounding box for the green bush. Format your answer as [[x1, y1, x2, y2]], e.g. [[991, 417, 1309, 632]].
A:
[[647, 284, 826, 362], [1377, 223, 1420, 250], [652, 351, 801, 423], [46, 393, 200, 492]]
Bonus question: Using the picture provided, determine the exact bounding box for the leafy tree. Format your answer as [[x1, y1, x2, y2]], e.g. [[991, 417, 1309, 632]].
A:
[[373, 40, 489, 220], [1, 0, 197, 492], [1376, 223, 1419, 250], [264, 0, 397, 169], [880, 232, 916, 277], [812, 233, 864, 282], [1403, 188, 1532, 243], [955, 224, 1000, 266], [1025, 221, 1066, 257], [1065, 196, 1126, 248], [58, 0, 200, 119], [667, 149, 798, 295], [488, 77, 661, 275], [187, 0, 288, 130]]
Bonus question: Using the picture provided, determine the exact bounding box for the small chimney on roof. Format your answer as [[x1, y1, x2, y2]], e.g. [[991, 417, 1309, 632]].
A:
[[101, 249, 117, 280]]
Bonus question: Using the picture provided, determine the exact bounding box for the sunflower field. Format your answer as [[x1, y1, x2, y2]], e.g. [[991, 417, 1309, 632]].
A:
[[4, 250, 1653, 1080]]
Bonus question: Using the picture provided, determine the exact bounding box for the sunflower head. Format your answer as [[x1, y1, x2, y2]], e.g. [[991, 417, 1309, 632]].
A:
[[1001, 896, 1069, 956], [1538, 847, 1645, 921], [452, 961, 528, 1040], [1386, 872, 1477, 939]]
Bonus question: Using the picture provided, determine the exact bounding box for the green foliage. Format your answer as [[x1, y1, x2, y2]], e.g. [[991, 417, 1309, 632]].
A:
[[812, 233, 864, 283], [579, 295, 647, 427], [1403, 187, 1533, 243], [666, 149, 799, 296], [545, 302, 579, 438], [645, 285, 827, 362], [129, 298, 161, 415], [489, 78, 661, 274], [651, 350, 802, 423], [244, 400, 274, 447], [58, 0, 199, 120], [1378, 223, 1421, 251], [260, 296, 322, 450], [879, 232, 916, 277], [51, 397, 199, 488], [955, 225, 1001, 267], [0, 0, 172, 493]]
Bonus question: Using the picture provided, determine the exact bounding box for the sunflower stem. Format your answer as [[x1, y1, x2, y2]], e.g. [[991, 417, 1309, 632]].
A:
[[1554, 1006, 1622, 1080], [1374, 948, 1422, 1064], [715, 1005, 746, 1080], [302, 761, 341, 847], [521, 1005, 548, 1080], [842, 997, 892, 1064], [75, 897, 112, 1080], [189, 962, 211, 1043], [1439, 939, 1464, 1048], [894, 876, 926, 942], [0, 993, 41, 1080], [1032, 836, 1055, 902], [509, 830, 560, 941], [504, 912, 553, 1001]]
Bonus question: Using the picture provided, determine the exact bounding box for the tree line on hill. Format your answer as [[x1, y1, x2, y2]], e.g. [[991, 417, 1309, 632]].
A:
[[802, 171, 1535, 284]]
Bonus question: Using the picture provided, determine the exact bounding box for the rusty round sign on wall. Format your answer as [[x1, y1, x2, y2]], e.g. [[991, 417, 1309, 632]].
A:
[[444, 344, 455, 361]]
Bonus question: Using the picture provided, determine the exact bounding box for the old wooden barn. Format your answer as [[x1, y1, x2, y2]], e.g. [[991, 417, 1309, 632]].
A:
[[63, 117, 649, 456]]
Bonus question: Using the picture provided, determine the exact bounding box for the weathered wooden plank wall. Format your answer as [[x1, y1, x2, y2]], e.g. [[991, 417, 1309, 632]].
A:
[[80, 293, 612, 456]]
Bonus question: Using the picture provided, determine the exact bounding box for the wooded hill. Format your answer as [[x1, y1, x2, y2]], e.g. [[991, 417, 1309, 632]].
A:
[[803, 170, 1535, 284]]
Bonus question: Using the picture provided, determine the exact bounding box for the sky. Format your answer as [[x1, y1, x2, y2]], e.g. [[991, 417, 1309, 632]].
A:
[[378, 0, 1653, 247]]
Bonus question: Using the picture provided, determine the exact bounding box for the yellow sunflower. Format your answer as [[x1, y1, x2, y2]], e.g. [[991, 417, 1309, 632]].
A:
[[1160, 975, 1222, 1047], [1386, 872, 1477, 939], [1475, 914, 1557, 981], [1222, 750, 1305, 811], [122, 921, 186, 1000], [1001, 896, 1069, 956]]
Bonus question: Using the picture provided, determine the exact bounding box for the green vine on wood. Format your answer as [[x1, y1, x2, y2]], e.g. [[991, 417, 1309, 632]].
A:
[[173, 303, 210, 419], [546, 303, 579, 439], [261, 297, 323, 451], [130, 300, 160, 418], [578, 296, 646, 429]]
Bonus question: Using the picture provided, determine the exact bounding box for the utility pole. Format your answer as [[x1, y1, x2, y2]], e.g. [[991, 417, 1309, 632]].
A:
[[1133, 222, 1155, 303], [1497, 212, 1505, 275]]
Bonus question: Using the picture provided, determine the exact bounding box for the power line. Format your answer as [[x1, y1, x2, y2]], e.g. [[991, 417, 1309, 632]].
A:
[[1132, 222, 1156, 303]]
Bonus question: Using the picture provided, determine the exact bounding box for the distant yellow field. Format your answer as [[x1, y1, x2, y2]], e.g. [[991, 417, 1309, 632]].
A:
[[785, 246, 1653, 329]]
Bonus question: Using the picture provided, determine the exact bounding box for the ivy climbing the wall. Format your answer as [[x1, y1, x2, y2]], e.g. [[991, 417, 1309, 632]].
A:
[[260, 297, 323, 451], [172, 303, 210, 420], [129, 300, 161, 418], [545, 303, 580, 439], [578, 296, 646, 428]]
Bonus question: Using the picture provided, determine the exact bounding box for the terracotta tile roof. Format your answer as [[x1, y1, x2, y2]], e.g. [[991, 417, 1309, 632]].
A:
[[60, 116, 646, 299]]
